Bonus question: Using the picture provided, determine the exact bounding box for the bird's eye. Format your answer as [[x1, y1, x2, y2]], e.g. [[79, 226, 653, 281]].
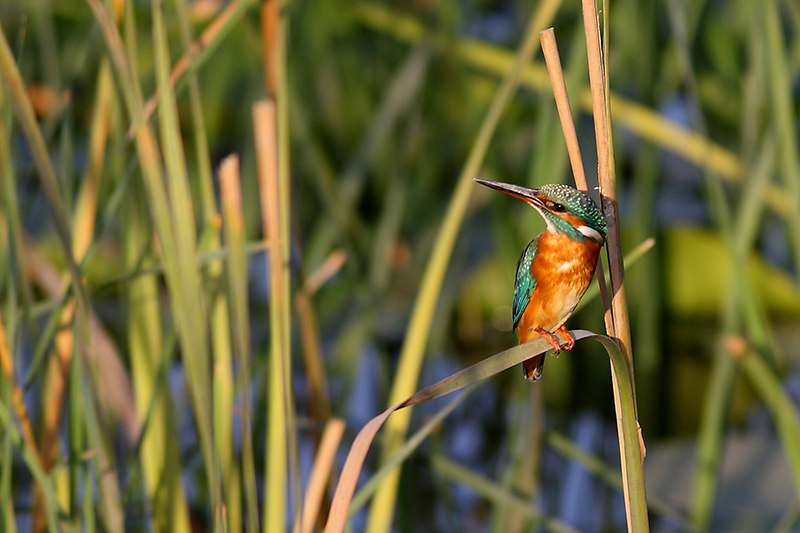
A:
[[551, 203, 565, 212]]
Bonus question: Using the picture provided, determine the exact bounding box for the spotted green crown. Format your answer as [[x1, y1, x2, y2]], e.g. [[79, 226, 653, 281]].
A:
[[537, 184, 607, 240]]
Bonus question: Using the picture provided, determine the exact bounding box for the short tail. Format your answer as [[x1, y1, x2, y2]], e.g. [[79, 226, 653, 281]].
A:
[[522, 354, 545, 381]]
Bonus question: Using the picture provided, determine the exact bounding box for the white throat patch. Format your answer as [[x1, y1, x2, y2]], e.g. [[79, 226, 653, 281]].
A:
[[577, 225, 604, 243]]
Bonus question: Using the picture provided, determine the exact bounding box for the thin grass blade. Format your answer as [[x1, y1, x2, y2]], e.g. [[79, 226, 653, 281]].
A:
[[152, 0, 222, 525]]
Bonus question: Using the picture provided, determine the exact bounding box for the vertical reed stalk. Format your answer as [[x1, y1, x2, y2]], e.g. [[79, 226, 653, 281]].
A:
[[220, 154, 260, 532], [255, 100, 293, 533], [152, 0, 223, 526], [261, 0, 300, 525], [294, 419, 347, 533], [539, 27, 614, 338], [125, 183, 191, 533], [764, 0, 800, 279], [581, 0, 648, 530]]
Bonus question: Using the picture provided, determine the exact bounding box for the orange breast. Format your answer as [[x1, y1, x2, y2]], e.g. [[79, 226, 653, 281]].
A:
[[516, 231, 601, 343]]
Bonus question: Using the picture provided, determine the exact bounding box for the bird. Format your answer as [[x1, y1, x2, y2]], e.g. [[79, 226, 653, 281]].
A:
[[475, 179, 607, 381]]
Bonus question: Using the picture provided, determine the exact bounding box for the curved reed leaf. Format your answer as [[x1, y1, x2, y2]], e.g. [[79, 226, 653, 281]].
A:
[[324, 330, 646, 533], [294, 418, 347, 533], [349, 384, 480, 516], [326, 335, 557, 533]]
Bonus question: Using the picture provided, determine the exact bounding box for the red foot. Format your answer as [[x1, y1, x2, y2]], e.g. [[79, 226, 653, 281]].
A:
[[534, 327, 563, 354], [555, 326, 576, 350]]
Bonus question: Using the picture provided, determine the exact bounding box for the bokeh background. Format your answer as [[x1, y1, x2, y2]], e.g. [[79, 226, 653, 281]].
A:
[[1, 0, 799, 531]]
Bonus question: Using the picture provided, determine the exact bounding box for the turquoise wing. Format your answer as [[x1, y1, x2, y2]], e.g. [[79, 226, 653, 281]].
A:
[[512, 237, 538, 330]]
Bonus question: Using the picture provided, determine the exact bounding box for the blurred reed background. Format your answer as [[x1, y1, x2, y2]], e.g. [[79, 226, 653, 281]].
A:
[[0, 0, 799, 531]]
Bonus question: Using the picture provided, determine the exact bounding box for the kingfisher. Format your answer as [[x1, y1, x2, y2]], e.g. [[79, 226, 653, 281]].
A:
[[475, 179, 607, 381]]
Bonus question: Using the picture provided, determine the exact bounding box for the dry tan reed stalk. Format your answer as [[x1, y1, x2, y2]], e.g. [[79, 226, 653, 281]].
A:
[[254, 99, 293, 533], [539, 28, 587, 191], [582, 2, 629, 357], [581, 0, 648, 531], [220, 155, 244, 235], [261, 0, 280, 99], [220, 153, 261, 532], [293, 418, 346, 533], [539, 27, 615, 335], [304, 250, 347, 295], [296, 250, 346, 422]]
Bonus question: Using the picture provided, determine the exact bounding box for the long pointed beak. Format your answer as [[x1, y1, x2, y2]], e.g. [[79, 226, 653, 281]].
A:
[[474, 178, 539, 204]]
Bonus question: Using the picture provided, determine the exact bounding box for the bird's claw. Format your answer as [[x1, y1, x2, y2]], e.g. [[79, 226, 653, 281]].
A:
[[534, 326, 577, 353], [556, 326, 576, 350], [534, 327, 563, 354]]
